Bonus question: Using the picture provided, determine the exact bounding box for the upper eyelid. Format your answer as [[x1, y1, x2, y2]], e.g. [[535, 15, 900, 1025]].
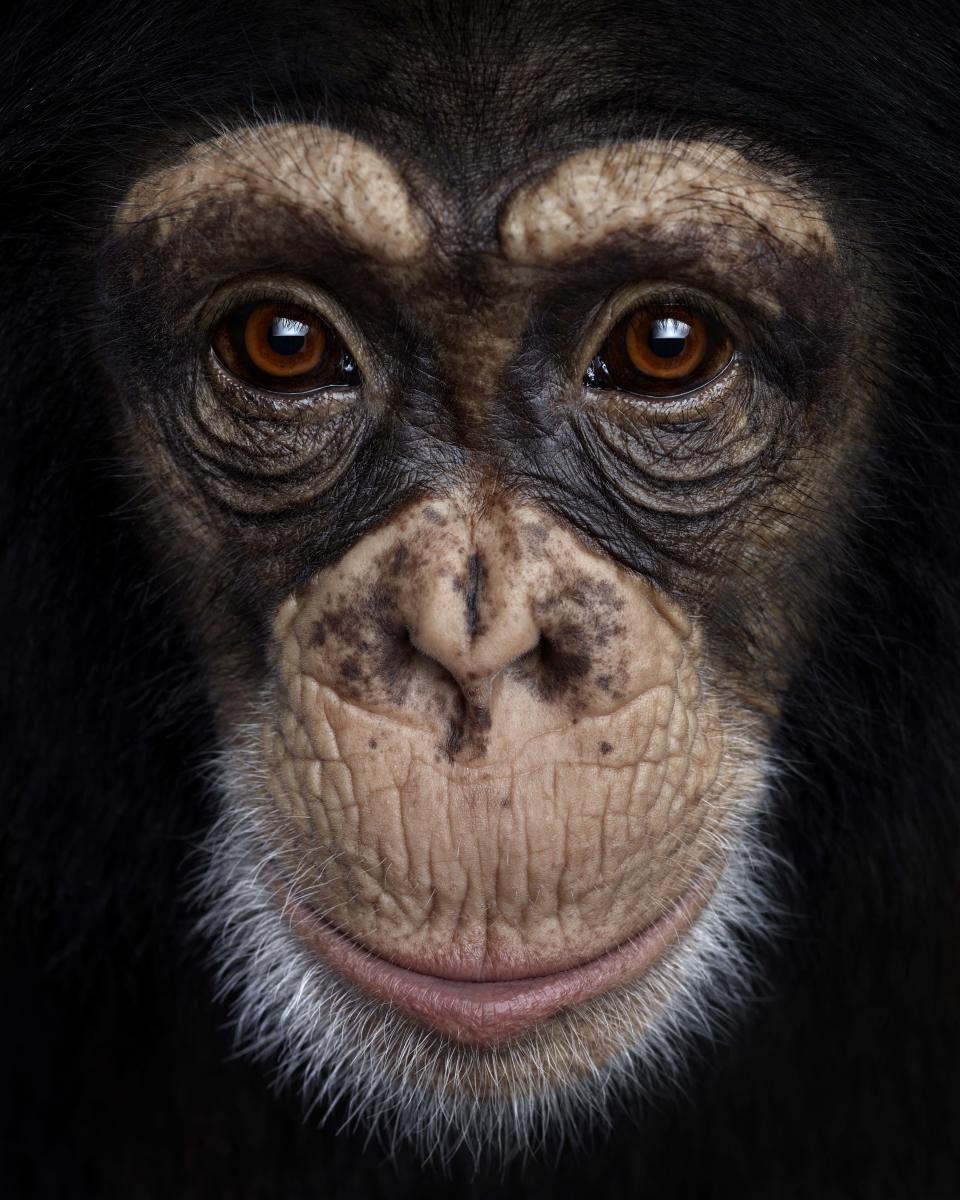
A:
[[209, 287, 331, 334], [218, 299, 339, 347]]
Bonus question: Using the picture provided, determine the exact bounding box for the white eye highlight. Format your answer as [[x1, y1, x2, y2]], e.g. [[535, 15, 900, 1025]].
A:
[[268, 316, 312, 356], [648, 318, 693, 359]]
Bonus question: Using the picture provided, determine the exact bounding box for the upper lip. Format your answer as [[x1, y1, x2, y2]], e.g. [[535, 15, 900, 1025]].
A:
[[279, 865, 721, 1045]]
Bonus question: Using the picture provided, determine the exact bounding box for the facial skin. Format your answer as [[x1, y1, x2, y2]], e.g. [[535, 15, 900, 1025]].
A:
[[99, 123, 872, 1150]]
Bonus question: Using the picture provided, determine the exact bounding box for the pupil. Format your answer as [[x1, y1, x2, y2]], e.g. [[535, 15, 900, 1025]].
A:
[[267, 316, 310, 356], [647, 317, 690, 359]]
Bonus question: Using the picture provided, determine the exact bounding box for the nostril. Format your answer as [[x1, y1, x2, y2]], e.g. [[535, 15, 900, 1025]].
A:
[[522, 628, 592, 701], [366, 619, 416, 682], [516, 635, 544, 669]]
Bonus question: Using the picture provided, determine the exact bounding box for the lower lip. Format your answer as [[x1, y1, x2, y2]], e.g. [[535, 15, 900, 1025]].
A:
[[282, 868, 719, 1046]]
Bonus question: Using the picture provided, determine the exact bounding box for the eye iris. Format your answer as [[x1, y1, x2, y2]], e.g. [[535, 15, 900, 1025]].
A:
[[243, 303, 328, 377], [623, 307, 708, 380]]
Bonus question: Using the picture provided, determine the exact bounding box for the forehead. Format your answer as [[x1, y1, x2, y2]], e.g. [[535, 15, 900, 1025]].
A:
[[115, 123, 834, 266]]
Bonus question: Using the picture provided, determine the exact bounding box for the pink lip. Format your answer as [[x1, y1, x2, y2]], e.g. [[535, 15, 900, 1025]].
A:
[[281, 868, 719, 1046]]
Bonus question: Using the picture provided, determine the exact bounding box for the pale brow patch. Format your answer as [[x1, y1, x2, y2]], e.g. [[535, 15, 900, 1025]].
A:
[[113, 123, 430, 265], [499, 140, 835, 267]]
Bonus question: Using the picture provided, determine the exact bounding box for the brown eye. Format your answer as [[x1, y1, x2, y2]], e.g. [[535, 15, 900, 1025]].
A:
[[212, 301, 358, 392], [586, 303, 733, 396]]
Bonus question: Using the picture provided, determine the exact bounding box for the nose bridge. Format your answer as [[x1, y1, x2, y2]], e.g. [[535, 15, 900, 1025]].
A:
[[409, 250, 535, 445]]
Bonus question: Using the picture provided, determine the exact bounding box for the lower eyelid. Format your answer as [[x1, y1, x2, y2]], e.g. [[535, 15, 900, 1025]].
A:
[[583, 355, 742, 417], [206, 353, 361, 420], [586, 341, 734, 398]]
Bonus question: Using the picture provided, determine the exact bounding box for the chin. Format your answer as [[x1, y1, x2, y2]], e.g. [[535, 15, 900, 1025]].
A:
[[195, 735, 777, 1167]]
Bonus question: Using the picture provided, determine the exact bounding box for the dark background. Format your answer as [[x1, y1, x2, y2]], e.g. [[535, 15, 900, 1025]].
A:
[[2, 1, 959, 1196]]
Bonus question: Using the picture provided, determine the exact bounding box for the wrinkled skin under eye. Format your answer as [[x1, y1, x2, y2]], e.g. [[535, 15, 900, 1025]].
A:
[[585, 303, 734, 396], [212, 300, 360, 393]]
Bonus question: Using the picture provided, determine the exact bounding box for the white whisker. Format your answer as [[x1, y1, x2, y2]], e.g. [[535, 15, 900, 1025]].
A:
[[190, 723, 785, 1170]]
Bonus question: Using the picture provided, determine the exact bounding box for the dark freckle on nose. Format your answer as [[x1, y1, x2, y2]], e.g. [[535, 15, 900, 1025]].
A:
[[593, 579, 626, 613], [368, 738, 378, 749], [599, 741, 613, 755], [465, 551, 485, 639], [422, 506, 446, 525], [312, 608, 348, 647], [499, 795, 511, 808], [340, 655, 362, 681], [538, 625, 592, 698], [386, 543, 410, 577], [522, 521, 549, 547]]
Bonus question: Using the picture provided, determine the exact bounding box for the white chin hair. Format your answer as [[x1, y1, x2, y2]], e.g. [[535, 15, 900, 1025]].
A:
[[191, 727, 782, 1169]]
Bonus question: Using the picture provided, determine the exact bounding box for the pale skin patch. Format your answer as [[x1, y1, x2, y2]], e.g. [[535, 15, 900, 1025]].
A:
[[499, 140, 835, 279], [114, 123, 430, 266], [251, 494, 759, 982], [114, 127, 831, 284]]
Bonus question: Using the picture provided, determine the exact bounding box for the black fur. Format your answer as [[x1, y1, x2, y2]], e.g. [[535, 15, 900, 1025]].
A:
[[3, 1, 959, 1196]]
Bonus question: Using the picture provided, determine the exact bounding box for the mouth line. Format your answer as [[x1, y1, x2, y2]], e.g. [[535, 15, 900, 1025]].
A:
[[279, 863, 722, 1046]]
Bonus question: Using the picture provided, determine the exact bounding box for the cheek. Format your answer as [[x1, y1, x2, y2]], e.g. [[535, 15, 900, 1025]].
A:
[[232, 499, 760, 981]]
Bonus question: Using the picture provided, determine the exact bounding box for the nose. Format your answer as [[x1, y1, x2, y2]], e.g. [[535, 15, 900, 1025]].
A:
[[401, 548, 541, 708], [288, 496, 646, 761]]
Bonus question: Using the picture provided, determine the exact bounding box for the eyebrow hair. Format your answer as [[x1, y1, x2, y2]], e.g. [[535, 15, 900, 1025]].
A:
[[113, 123, 430, 267], [498, 141, 835, 268], [112, 127, 833, 308]]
